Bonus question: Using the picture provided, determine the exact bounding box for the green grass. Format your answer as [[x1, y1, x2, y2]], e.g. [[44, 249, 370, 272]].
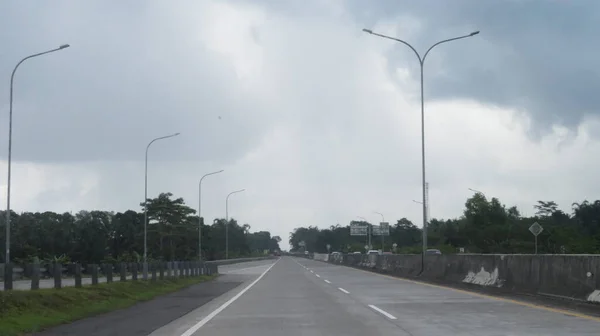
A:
[[0, 275, 217, 336]]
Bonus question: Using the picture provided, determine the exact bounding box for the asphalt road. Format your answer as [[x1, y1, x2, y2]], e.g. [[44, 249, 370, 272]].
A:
[[153, 257, 600, 336]]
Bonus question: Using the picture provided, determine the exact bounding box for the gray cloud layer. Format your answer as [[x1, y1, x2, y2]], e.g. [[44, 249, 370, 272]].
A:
[[348, 0, 600, 135], [3, 0, 599, 164]]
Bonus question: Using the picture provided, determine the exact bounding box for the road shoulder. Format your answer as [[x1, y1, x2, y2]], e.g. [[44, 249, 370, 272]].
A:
[[33, 276, 243, 336]]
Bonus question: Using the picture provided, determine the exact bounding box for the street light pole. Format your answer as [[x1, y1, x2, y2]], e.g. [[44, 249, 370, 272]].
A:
[[5, 44, 70, 277], [198, 169, 224, 260], [143, 132, 180, 279], [225, 189, 245, 259], [362, 28, 479, 262], [468, 188, 485, 196], [373, 211, 385, 252]]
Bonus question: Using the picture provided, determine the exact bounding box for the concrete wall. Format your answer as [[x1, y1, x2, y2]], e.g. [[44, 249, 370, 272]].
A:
[[313, 253, 329, 262], [206, 256, 276, 267], [327, 253, 600, 304]]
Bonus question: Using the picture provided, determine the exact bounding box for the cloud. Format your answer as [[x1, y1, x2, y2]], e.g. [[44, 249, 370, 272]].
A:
[[1, 0, 599, 250], [345, 0, 600, 135]]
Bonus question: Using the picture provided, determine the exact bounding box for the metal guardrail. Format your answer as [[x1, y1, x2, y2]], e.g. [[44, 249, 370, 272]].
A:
[[1, 257, 273, 291]]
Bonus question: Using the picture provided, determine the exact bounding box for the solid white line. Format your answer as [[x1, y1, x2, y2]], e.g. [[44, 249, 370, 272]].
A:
[[179, 259, 279, 336], [310, 270, 314, 273], [324, 280, 331, 284], [315, 274, 321, 278], [338, 287, 350, 294], [368, 304, 397, 320]]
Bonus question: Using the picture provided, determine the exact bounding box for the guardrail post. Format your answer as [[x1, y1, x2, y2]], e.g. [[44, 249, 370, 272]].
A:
[[53, 263, 62, 289], [131, 263, 138, 280], [31, 263, 40, 290], [105, 264, 113, 283], [159, 262, 165, 280], [91, 264, 99, 285], [193, 261, 198, 276], [3, 263, 13, 290], [185, 261, 190, 277], [151, 262, 157, 282], [167, 262, 172, 278], [74, 264, 82, 288], [119, 263, 127, 282]]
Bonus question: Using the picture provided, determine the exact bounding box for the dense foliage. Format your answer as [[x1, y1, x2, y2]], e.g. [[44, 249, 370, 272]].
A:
[[0, 192, 281, 264], [289, 194, 600, 254]]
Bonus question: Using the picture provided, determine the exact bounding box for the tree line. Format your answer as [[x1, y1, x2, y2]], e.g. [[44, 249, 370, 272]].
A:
[[289, 193, 600, 254], [0, 192, 281, 265]]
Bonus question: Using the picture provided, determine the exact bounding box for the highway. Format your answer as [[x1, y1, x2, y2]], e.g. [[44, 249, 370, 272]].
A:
[[150, 256, 600, 336]]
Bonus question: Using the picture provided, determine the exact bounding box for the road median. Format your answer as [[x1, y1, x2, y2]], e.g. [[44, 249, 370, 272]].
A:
[[0, 275, 217, 336]]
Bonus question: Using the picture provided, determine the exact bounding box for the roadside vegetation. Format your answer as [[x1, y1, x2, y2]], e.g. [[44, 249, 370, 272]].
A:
[[0, 275, 216, 336], [0, 192, 281, 265], [290, 195, 600, 254]]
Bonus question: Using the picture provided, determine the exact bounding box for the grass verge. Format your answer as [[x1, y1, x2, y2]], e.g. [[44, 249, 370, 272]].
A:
[[0, 275, 217, 336]]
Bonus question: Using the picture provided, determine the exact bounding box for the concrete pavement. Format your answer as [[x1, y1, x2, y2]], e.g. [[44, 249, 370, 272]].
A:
[[156, 257, 600, 336]]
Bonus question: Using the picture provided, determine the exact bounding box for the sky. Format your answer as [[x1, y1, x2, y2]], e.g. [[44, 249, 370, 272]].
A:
[[1, 0, 600, 250]]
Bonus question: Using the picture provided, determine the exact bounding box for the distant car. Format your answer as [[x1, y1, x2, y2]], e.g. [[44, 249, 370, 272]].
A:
[[425, 249, 442, 255], [367, 250, 381, 255], [352, 251, 362, 255], [330, 251, 342, 256]]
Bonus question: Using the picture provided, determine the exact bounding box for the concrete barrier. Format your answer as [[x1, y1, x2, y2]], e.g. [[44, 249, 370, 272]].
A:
[[326, 253, 600, 304], [313, 253, 329, 262], [206, 256, 276, 267]]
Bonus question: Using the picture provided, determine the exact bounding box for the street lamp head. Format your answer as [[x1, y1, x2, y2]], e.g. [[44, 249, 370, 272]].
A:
[[469, 31, 480, 36], [174, 132, 181, 136], [362, 28, 373, 34], [59, 44, 70, 49]]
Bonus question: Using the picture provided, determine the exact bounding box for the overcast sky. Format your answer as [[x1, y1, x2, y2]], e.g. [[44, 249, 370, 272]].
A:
[[1, 0, 599, 250]]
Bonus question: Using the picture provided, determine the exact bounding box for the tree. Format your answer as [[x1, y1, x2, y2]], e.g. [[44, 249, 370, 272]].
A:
[[0, 192, 279, 264], [287, 195, 600, 255]]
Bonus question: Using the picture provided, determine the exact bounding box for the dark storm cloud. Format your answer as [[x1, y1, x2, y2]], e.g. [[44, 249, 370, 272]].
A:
[[0, 1, 273, 163], [350, 0, 600, 135]]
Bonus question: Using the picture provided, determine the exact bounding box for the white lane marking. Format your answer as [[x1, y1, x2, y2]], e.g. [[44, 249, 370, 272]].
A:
[[338, 287, 350, 294], [368, 304, 397, 320], [324, 280, 331, 284], [179, 259, 279, 336], [315, 274, 321, 278], [310, 270, 314, 273]]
